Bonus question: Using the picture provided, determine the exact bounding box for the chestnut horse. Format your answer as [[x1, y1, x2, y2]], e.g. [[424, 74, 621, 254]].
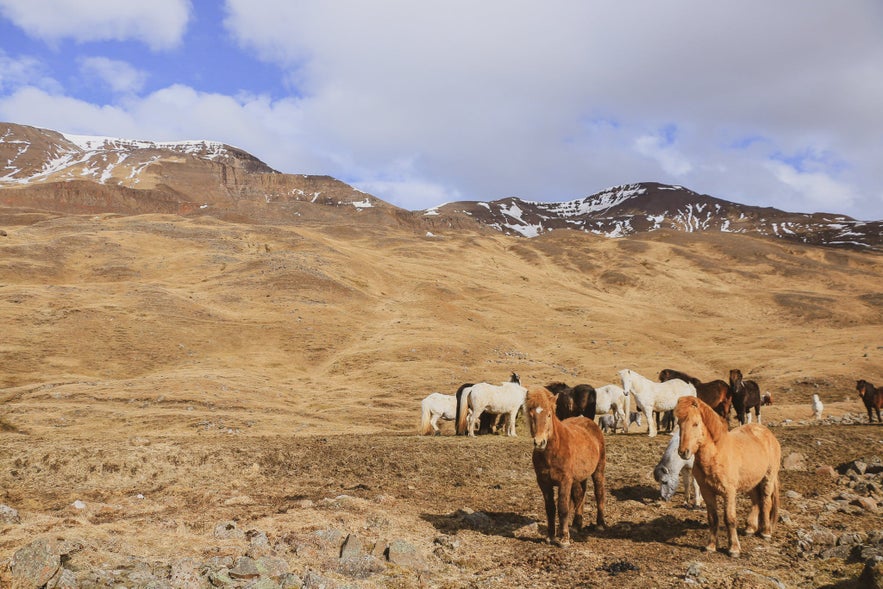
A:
[[856, 379, 883, 423], [525, 387, 607, 547], [675, 396, 780, 558], [546, 382, 597, 421], [659, 369, 732, 424], [728, 369, 762, 425]]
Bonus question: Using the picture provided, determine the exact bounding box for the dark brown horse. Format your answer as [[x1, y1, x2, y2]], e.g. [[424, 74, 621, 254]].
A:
[[729, 369, 762, 425], [659, 368, 732, 424], [546, 382, 597, 421], [454, 372, 520, 435], [525, 386, 607, 546], [856, 379, 883, 423]]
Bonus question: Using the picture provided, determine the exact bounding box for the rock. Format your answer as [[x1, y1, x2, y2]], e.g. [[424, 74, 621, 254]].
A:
[[732, 569, 786, 588], [46, 567, 78, 588], [816, 465, 838, 478], [302, 570, 336, 589], [684, 561, 706, 585], [856, 497, 879, 512], [228, 556, 261, 580], [783, 452, 807, 471], [859, 556, 883, 589], [169, 558, 202, 589], [0, 504, 21, 524], [386, 539, 425, 569], [810, 528, 838, 547], [279, 572, 304, 589], [213, 520, 246, 540], [340, 533, 364, 559], [9, 538, 60, 588]]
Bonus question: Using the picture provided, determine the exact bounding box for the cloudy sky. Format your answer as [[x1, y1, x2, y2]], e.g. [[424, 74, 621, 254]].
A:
[[1, 1, 882, 219]]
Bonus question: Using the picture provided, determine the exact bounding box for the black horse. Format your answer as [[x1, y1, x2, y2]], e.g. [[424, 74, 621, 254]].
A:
[[546, 381, 597, 421], [729, 369, 762, 425], [856, 379, 883, 423]]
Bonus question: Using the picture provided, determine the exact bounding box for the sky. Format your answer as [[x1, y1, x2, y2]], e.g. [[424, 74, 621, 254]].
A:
[[1, 1, 882, 220]]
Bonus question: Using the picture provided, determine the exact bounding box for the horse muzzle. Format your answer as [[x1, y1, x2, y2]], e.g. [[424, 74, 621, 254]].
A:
[[678, 449, 692, 461], [533, 438, 548, 451]]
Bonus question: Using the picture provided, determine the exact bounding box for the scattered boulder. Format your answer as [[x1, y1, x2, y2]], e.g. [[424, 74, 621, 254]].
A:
[[783, 452, 807, 471], [0, 504, 21, 524], [9, 538, 60, 589]]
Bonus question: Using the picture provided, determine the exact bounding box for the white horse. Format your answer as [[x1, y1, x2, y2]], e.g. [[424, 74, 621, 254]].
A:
[[618, 368, 696, 437], [419, 393, 458, 436], [457, 380, 527, 437], [594, 384, 630, 433], [653, 430, 703, 507]]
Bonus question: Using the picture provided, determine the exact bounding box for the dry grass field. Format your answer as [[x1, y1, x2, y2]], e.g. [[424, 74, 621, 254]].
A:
[[0, 209, 881, 587]]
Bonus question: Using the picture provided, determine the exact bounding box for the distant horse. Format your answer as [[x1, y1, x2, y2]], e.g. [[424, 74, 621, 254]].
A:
[[761, 392, 773, 406], [546, 382, 597, 421], [457, 376, 527, 437], [525, 386, 607, 546], [653, 430, 702, 508], [675, 396, 781, 558], [856, 379, 883, 423], [454, 373, 518, 435], [594, 384, 630, 433], [419, 393, 457, 436], [659, 369, 731, 424], [618, 369, 696, 437], [729, 369, 762, 425]]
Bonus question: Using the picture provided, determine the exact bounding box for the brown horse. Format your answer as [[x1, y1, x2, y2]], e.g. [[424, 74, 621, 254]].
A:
[[659, 368, 732, 424], [675, 396, 780, 558], [856, 379, 883, 423], [728, 369, 762, 425], [525, 387, 607, 547], [546, 382, 597, 421]]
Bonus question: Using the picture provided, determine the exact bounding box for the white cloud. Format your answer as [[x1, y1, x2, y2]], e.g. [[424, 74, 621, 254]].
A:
[[764, 160, 859, 214], [634, 133, 693, 177], [79, 57, 147, 95], [0, 50, 61, 93], [0, 0, 191, 50]]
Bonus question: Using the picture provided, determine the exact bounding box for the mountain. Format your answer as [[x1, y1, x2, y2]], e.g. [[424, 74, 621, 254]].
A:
[[427, 183, 883, 251], [2, 122, 881, 250]]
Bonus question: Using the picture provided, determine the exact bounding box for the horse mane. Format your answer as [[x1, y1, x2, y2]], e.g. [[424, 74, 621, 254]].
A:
[[525, 387, 555, 413], [662, 369, 700, 386], [675, 397, 728, 443]]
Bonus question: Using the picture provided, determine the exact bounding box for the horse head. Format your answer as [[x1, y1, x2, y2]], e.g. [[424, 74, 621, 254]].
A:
[[618, 369, 634, 394], [674, 397, 705, 461], [658, 369, 672, 382], [729, 369, 744, 391], [857, 379, 867, 397], [525, 387, 557, 450], [509, 372, 521, 384]]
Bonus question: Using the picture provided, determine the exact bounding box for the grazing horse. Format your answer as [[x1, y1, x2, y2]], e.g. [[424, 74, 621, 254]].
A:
[[594, 384, 630, 433], [419, 393, 457, 436], [457, 376, 527, 437], [659, 368, 732, 424], [455, 373, 519, 435], [525, 387, 607, 546], [653, 430, 702, 508], [546, 382, 597, 421], [729, 369, 762, 425], [618, 369, 696, 437], [856, 379, 883, 423], [675, 396, 781, 558]]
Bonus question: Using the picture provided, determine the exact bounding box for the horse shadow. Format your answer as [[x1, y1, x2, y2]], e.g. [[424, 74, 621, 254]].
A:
[[603, 514, 706, 545], [421, 510, 538, 540], [611, 484, 659, 502]]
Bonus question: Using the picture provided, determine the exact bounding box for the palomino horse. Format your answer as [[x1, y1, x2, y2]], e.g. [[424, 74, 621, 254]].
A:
[[457, 376, 527, 437], [653, 430, 702, 508], [618, 369, 696, 437], [675, 396, 781, 558], [525, 387, 607, 546], [546, 382, 597, 421], [856, 379, 883, 423], [728, 369, 762, 425], [454, 373, 519, 435], [659, 368, 731, 424], [594, 384, 630, 433], [419, 393, 458, 435]]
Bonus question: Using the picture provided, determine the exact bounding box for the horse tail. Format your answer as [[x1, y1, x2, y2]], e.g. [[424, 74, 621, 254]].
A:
[[770, 475, 780, 533], [455, 383, 473, 435], [419, 398, 433, 436], [456, 387, 472, 434]]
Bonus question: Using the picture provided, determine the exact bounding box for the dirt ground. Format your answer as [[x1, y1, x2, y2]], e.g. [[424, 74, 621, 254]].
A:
[[0, 211, 881, 587]]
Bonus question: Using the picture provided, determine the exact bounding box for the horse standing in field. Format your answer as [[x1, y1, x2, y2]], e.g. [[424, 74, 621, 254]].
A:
[[457, 375, 527, 437], [675, 396, 781, 558], [856, 379, 883, 423], [455, 373, 518, 435], [525, 386, 607, 547], [546, 382, 597, 421], [619, 369, 696, 437], [659, 368, 732, 424], [729, 369, 762, 425], [653, 430, 702, 508], [419, 393, 458, 435], [594, 384, 630, 433]]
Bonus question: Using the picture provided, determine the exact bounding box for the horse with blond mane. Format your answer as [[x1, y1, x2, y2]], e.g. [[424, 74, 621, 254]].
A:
[[525, 387, 607, 546], [418, 393, 457, 436], [674, 396, 781, 558]]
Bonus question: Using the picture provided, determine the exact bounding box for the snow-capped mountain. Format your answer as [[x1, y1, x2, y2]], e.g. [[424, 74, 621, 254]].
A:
[[426, 183, 883, 251]]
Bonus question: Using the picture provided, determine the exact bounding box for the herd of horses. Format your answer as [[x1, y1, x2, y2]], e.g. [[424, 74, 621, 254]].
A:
[[419, 370, 882, 555]]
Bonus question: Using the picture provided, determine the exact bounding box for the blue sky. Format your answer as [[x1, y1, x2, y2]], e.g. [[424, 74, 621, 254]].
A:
[[1, 1, 882, 220]]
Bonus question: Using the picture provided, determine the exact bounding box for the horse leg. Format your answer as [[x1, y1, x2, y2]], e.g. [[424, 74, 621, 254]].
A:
[[757, 476, 777, 539], [556, 478, 574, 546], [430, 413, 440, 435], [540, 483, 556, 544], [724, 490, 742, 557], [699, 487, 719, 553], [745, 487, 760, 536], [466, 407, 479, 437], [591, 467, 607, 530], [646, 408, 656, 437], [570, 480, 587, 533], [507, 409, 518, 437]]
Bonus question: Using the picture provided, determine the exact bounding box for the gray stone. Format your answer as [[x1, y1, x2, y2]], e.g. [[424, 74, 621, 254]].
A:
[[340, 533, 363, 559], [859, 556, 883, 589], [9, 538, 60, 588], [213, 521, 246, 540], [0, 504, 21, 524], [279, 573, 303, 589], [46, 567, 78, 589], [386, 539, 425, 569], [169, 558, 203, 589], [783, 453, 806, 471], [229, 556, 261, 580]]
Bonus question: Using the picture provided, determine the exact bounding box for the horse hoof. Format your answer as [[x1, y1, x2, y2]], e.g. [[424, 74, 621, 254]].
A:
[[761, 533, 772, 540], [704, 544, 717, 553], [728, 550, 741, 558], [553, 539, 570, 548], [745, 526, 756, 536]]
